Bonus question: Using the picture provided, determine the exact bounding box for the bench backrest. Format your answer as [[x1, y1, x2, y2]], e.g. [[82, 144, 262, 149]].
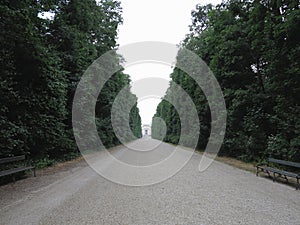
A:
[[0, 155, 26, 165], [268, 158, 300, 169]]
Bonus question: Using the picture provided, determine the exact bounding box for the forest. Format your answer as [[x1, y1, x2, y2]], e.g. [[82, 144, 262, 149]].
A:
[[152, 0, 300, 162], [0, 0, 142, 167]]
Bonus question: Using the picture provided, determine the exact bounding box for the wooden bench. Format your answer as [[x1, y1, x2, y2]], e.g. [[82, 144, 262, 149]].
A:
[[0, 155, 36, 182], [256, 158, 300, 190]]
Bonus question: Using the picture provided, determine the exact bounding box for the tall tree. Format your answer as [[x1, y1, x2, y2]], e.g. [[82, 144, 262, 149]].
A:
[[1, 0, 142, 162], [0, 0, 70, 159], [152, 0, 300, 162]]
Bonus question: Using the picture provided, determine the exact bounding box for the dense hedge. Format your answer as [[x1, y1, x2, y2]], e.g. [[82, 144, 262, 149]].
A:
[[152, 0, 300, 162], [0, 0, 142, 162]]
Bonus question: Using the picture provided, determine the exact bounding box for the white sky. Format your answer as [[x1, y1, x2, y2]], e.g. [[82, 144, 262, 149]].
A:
[[117, 0, 221, 125]]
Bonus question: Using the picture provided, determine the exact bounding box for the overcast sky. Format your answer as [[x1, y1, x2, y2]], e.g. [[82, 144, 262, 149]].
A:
[[117, 0, 221, 125]]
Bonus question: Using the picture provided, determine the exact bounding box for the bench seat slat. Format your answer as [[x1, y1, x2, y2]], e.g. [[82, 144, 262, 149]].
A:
[[265, 166, 298, 178], [0, 166, 34, 177], [0, 155, 26, 164], [268, 158, 300, 168], [256, 158, 300, 189]]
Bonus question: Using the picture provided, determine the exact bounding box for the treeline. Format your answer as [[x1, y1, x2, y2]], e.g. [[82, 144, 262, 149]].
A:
[[152, 0, 300, 162], [0, 0, 142, 164]]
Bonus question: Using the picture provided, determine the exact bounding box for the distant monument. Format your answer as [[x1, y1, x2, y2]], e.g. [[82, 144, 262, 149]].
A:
[[142, 124, 151, 136]]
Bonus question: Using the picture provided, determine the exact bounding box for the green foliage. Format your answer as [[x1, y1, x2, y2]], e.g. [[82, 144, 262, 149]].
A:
[[130, 103, 143, 138], [152, 0, 300, 163], [97, 72, 142, 147], [1, 0, 142, 163], [152, 100, 180, 144], [33, 157, 57, 169]]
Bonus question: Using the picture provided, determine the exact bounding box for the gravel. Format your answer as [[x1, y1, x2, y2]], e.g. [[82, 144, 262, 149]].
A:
[[0, 139, 299, 225]]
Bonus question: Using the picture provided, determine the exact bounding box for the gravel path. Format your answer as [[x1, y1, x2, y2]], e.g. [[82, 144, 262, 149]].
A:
[[0, 139, 299, 225]]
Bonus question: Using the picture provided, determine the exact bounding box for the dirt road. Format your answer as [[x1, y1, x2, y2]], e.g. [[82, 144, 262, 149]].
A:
[[1, 139, 299, 225]]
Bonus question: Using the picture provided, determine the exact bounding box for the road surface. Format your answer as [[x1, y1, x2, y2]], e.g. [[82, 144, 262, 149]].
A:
[[1, 138, 299, 225]]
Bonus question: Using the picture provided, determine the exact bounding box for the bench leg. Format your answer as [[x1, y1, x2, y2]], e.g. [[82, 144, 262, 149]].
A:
[[256, 167, 261, 176], [284, 175, 288, 183], [273, 172, 276, 182], [297, 178, 299, 190], [33, 168, 36, 177]]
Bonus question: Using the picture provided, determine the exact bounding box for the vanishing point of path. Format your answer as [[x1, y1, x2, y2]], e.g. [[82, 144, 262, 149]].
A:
[[0, 138, 299, 225]]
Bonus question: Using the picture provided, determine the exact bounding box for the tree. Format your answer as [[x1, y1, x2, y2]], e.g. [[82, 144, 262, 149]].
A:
[[0, 0, 142, 163], [153, 0, 300, 162], [0, 0, 70, 159]]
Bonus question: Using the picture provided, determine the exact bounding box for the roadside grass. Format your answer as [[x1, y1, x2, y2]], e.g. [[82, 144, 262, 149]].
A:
[[34, 155, 84, 176], [164, 143, 258, 173], [212, 154, 257, 173]]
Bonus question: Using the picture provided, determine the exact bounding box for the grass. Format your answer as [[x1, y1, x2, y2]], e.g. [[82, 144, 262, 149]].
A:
[[213, 155, 257, 173]]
